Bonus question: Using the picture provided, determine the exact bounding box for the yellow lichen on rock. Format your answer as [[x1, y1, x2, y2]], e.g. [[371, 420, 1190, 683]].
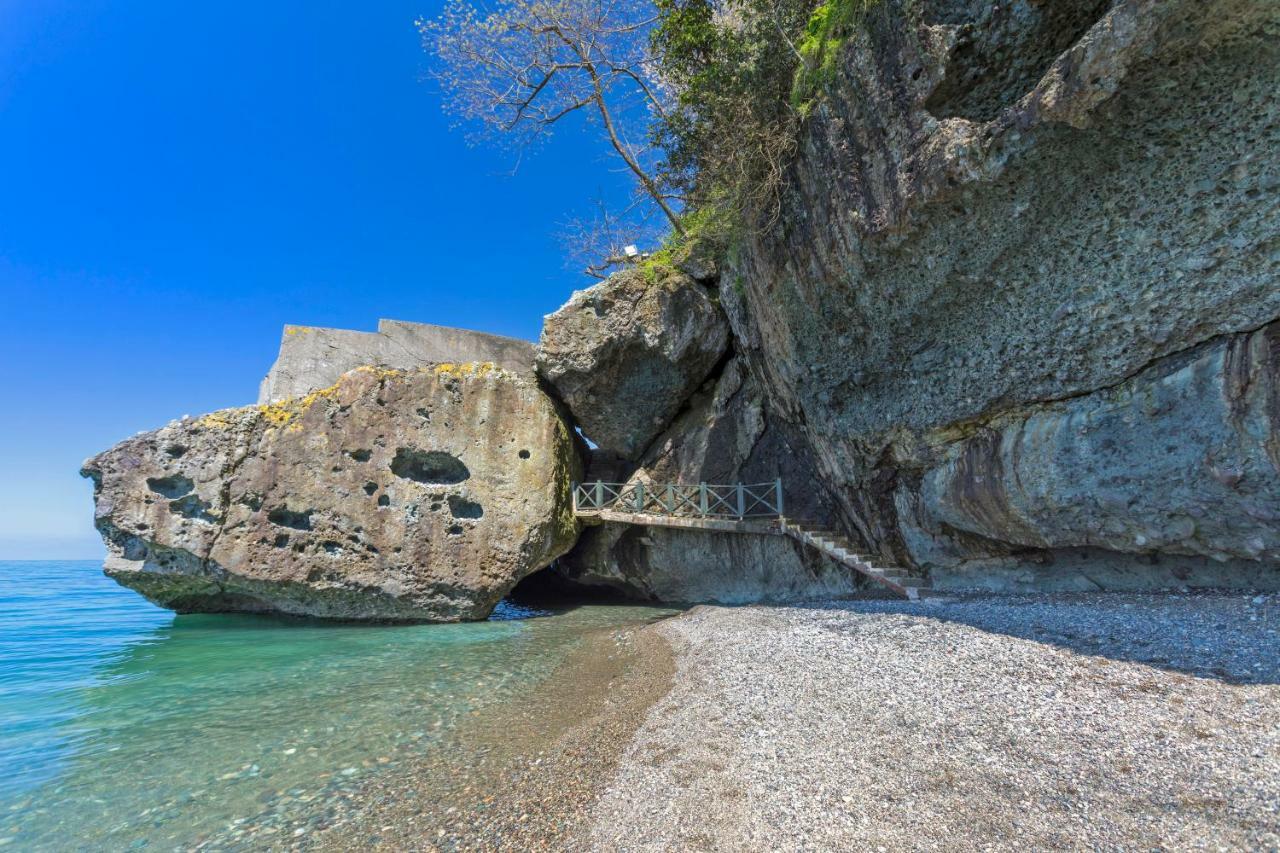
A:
[[350, 365, 405, 381], [433, 361, 498, 379], [82, 360, 583, 622], [195, 411, 239, 430], [256, 380, 345, 428]]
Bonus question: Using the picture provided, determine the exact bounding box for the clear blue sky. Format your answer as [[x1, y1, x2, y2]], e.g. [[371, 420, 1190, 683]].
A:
[[0, 1, 633, 559]]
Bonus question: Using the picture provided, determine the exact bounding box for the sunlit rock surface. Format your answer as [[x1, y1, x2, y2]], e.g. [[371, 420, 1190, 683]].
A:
[[719, 0, 1280, 587], [537, 266, 729, 460], [82, 364, 581, 621]]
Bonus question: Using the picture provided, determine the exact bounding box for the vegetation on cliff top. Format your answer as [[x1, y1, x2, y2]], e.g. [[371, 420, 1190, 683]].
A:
[[421, 0, 865, 278]]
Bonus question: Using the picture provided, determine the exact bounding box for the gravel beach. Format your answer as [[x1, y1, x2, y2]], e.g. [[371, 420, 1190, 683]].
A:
[[583, 593, 1280, 851]]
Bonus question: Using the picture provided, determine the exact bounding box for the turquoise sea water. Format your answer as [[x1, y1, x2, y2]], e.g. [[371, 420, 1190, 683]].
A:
[[0, 561, 669, 850]]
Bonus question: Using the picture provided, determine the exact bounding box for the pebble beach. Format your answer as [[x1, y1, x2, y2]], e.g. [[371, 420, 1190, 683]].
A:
[[584, 593, 1280, 851], [299, 591, 1280, 851]]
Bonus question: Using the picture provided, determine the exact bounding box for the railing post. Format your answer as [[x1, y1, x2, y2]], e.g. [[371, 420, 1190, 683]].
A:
[[775, 478, 784, 516], [736, 483, 745, 519], [699, 482, 708, 516], [634, 482, 644, 512], [572, 481, 578, 513], [594, 480, 603, 510]]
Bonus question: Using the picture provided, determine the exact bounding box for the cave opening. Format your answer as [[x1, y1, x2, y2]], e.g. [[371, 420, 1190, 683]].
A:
[[504, 563, 642, 611]]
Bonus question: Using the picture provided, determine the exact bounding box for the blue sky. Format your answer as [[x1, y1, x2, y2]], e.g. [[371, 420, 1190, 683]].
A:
[[0, 1, 634, 559]]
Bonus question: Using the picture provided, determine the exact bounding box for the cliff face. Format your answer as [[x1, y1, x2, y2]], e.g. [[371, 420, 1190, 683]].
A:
[[556, 357, 861, 603], [81, 0, 1280, 614], [716, 0, 1280, 588]]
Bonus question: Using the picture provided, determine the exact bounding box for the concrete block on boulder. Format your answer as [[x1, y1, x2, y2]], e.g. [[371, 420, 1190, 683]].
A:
[[259, 319, 535, 404]]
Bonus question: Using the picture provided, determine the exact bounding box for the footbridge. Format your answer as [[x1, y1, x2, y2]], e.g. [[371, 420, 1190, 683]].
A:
[[571, 480, 926, 600]]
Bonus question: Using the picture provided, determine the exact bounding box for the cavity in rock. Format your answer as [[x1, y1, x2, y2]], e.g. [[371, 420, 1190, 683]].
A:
[[147, 474, 194, 499], [267, 507, 314, 531], [389, 448, 470, 485], [169, 494, 217, 523], [447, 495, 484, 520]]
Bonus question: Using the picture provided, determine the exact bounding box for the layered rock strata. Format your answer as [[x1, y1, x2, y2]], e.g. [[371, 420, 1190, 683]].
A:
[[715, 0, 1280, 588], [83, 364, 580, 621]]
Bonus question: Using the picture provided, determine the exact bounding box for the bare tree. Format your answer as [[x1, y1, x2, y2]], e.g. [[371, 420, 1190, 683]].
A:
[[419, 0, 685, 235], [559, 194, 667, 278]]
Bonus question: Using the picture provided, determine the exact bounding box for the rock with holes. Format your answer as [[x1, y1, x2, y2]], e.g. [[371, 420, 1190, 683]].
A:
[[717, 0, 1280, 588], [902, 321, 1280, 589], [536, 266, 729, 460], [81, 364, 582, 621]]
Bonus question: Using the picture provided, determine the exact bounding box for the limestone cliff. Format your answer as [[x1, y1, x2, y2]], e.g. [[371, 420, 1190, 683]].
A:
[[715, 0, 1280, 589], [546, 0, 1279, 595]]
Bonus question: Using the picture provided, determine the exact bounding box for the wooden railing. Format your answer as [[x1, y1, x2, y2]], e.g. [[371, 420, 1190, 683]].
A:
[[573, 479, 784, 520]]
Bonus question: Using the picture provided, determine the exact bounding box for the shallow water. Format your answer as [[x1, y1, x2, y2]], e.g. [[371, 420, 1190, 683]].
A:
[[0, 560, 672, 850]]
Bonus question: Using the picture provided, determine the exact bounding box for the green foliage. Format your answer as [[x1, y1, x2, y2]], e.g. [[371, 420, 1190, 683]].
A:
[[791, 0, 878, 110], [636, 0, 880, 270], [637, 203, 735, 283], [649, 0, 811, 221], [424, 0, 879, 277]]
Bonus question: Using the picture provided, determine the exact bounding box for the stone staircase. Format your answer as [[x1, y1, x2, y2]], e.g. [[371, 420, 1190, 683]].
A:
[[781, 520, 927, 600]]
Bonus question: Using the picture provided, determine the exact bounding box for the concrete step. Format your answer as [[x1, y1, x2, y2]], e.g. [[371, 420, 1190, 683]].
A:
[[782, 518, 931, 601], [883, 576, 926, 589]]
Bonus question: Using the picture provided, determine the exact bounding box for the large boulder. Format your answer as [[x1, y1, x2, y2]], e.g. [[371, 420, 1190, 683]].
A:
[[81, 364, 581, 621], [536, 266, 729, 460]]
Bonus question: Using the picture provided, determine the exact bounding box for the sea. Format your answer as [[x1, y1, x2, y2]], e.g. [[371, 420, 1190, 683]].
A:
[[0, 560, 670, 850]]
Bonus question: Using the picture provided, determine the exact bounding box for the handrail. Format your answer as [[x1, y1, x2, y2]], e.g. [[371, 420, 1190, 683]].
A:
[[572, 478, 784, 520]]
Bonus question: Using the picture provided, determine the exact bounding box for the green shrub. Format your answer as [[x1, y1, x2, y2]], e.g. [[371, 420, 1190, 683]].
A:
[[791, 0, 879, 111]]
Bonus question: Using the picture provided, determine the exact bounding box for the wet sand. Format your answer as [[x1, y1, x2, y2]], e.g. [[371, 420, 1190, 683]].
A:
[[309, 614, 676, 851]]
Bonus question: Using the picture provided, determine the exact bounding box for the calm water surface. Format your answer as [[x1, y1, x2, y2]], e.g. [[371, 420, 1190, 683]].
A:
[[0, 561, 671, 850]]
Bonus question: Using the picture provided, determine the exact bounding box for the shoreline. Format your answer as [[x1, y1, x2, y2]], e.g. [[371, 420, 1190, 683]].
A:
[[286, 591, 1280, 850], [310, 609, 677, 851]]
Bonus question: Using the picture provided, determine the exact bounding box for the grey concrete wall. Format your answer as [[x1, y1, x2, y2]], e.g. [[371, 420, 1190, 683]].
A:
[[258, 319, 535, 403]]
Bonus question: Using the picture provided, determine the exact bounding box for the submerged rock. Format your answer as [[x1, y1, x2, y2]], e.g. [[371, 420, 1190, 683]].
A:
[[536, 266, 729, 460], [82, 364, 581, 621]]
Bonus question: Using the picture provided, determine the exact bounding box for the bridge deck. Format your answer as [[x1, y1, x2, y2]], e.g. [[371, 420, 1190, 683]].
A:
[[575, 509, 785, 536]]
